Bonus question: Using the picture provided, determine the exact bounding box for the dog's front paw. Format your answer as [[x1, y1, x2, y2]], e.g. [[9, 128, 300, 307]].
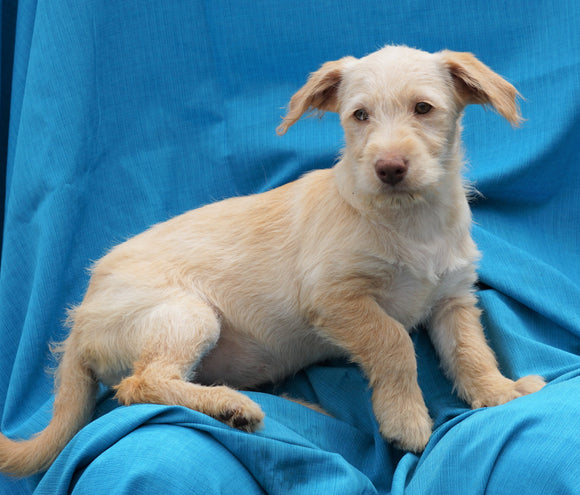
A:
[[377, 401, 433, 453], [513, 374, 546, 396], [468, 374, 546, 409]]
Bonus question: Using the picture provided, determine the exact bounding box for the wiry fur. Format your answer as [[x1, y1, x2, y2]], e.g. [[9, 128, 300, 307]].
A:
[[0, 46, 544, 477]]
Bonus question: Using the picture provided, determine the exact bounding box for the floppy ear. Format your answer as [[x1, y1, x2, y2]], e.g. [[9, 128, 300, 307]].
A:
[[276, 57, 354, 136], [440, 50, 523, 127]]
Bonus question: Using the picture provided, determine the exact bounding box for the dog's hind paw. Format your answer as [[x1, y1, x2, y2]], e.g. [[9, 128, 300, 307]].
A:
[[211, 388, 265, 432]]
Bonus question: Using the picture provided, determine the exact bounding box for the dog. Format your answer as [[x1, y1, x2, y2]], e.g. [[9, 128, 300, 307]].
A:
[[0, 45, 545, 477]]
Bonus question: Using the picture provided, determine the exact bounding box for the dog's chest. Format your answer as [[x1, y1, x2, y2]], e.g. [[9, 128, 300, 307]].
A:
[[370, 235, 473, 329], [375, 265, 441, 329]]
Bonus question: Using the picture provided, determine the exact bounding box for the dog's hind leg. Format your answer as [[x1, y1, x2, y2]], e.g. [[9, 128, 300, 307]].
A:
[[113, 294, 265, 431]]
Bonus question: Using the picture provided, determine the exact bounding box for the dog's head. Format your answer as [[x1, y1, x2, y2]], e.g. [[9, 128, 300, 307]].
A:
[[277, 46, 521, 208]]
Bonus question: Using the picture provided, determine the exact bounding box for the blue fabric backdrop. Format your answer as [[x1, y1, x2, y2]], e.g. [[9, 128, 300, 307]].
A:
[[1, 1, 579, 493]]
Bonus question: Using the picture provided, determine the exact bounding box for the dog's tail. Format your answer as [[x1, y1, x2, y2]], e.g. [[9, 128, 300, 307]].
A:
[[0, 339, 97, 477]]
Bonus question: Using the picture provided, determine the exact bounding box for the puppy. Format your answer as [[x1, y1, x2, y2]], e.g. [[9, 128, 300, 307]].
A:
[[0, 46, 545, 477]]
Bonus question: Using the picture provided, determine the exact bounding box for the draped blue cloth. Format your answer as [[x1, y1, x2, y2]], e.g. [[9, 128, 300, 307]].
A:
[[1, 1, 579, 493]]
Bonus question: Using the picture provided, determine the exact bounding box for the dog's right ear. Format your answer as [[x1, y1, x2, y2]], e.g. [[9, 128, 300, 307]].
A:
[[276, 57, 354, 136]]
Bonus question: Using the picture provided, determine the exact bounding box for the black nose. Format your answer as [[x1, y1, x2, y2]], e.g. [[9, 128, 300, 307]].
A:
[[374, 157, 408, 185]]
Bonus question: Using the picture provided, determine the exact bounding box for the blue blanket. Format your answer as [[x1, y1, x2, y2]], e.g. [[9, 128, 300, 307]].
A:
[[1, 1, 579, 493]]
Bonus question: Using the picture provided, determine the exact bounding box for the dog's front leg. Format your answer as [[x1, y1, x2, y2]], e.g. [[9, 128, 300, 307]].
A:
[[315, 296, 432, 452], [429, 295, 545, 408]]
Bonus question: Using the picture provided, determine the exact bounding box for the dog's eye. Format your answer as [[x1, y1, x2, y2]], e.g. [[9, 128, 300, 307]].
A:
[[353, 109, 369, 121], [415, 102, 433, 115]]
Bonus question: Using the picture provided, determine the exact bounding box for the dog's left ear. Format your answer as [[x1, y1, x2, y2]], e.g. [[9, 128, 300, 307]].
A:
[[277, 57, 355, 135], [441, 50, 523, 127]]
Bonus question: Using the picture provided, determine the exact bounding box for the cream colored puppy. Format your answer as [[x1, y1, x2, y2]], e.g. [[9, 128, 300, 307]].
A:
[[0, 46, 545, 476]]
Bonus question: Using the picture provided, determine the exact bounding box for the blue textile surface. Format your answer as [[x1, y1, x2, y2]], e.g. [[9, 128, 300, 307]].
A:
[[1, 1, 579, 493]]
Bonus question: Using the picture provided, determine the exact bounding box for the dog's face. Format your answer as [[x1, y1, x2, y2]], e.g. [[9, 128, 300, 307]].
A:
[[336, 47, 462, 200], [277, 46, 521, 207]]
